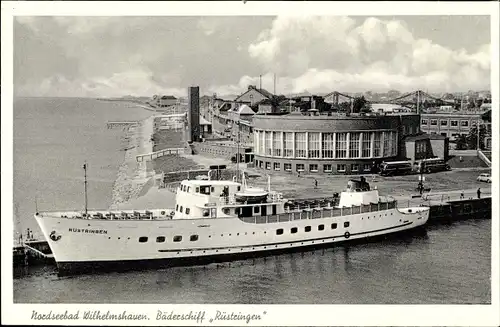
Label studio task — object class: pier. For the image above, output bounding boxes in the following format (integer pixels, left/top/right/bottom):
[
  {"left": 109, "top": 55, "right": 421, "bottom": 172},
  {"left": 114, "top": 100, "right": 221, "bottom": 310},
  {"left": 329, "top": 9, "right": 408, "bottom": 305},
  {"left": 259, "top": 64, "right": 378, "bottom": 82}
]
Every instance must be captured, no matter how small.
[
  {"left": 136, "top": 147, "right": 186, "bottom": 162},
  {"left": 13, "top": 238, "right": 55, "bottom": 267},
  {"left": 106, "top": 121, "right": 138, "bottom": 129}
]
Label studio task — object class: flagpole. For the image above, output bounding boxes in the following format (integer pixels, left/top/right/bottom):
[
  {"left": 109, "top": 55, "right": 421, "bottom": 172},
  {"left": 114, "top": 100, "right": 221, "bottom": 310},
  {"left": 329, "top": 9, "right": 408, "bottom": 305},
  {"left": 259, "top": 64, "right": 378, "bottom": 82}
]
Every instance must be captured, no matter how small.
[{"left": 83, "top": 162, "right": 88, "bottom": 216}]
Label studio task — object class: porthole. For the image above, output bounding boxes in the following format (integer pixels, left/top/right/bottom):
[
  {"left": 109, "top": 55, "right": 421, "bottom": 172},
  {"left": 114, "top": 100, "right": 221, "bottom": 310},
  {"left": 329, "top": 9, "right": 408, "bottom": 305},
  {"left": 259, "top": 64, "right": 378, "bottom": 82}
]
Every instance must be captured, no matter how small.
[
  {"left": 156, "top": 236, "right": 166, "bottom": 243},
  {"left": 173, "top": 235, "right": 182, "bottom": 242},
  {"left": 291, "top": 227, "right": 298, "bottom": 234},
  {"left": 190, "top": 235, "right": 199, "bottom": 242},
  {"left": 344, "top": 221, "right": 350, "bottom": 228},
  {"left": 305, "top": 226, "right": 311, "bottom": 232},
  {"left": 318, "top": 224, "right": 325, "bottom": 231},
  {"left": 276, "top": 229, "right": 284, "bottom": 235},
  {"left": 331, "top": 223, "right": 338, "bottom": 229}
]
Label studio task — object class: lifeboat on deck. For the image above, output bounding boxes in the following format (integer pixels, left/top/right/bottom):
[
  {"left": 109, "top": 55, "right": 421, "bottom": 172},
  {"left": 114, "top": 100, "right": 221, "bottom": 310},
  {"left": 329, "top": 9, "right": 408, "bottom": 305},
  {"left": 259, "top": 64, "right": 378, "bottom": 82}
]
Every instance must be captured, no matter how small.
[{"left": 235, "top": 187, "right": 268, "bottom": 204}]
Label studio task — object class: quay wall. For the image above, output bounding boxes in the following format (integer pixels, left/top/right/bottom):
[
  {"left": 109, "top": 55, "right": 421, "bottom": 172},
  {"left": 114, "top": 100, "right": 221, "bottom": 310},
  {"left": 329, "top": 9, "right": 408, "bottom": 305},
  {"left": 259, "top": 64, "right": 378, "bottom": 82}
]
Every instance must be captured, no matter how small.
[{"left": 192, "top": 142, "right": 248, "bottom": 160}]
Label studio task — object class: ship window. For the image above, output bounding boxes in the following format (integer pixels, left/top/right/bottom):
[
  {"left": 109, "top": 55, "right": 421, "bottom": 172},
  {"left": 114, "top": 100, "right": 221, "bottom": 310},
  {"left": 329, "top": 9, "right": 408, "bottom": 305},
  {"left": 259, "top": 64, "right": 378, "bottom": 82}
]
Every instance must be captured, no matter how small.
[
  {"left": 202, "top": 210, "right": 209, "bottom": 217},
  {"left": 200, "top": 186, "right": 211, "bottom": 195},
  {"left": 196, "top": 187, "right": 200, "bottom": 193},
  {"left": 331, "top": 223, "right": 337, "bottom": 229},
  {"left": 276, "top": 228, "right": 284, "bottom": 235},
  {"left": 318, "top": 224, "right": 325, "bottom": 231},
  {"left": 211, "top": 187, "right": 215, "bottom": 192},
  {"left": 305, "top": 226, "right": 311, "bottom": 232},
  {"left": 254, "top": 206, "right": 260, "bottom": 213},
  {"left": 185, "top": 208, "right": 190, "bottom": 215},
  {"left": 187, "top": 186, "right": 191, "bottom": 192},
  {"left": 138, "top": 236, "right": 148, "bottom": 243},
  {"left": 237, "top": 186, "right": 241, "bottom": 191},
  {"left": 190, "top": 235, "right": 199, "bottom": 242},
  {"left": 291, "top": 227, "right": 298, "bottom": 234},
  {"left": 180, "top": 206, "right": 183, "bottom": 213},
  {"left": 176, "top": 204, "right": 179, "bottom": 211},
  {"left": 344, "top": 221, "right": 350, "bottom": 228},
  {"left": 173, "top": 235, "right": 182, "bottom": 242},
  {"left": 235, "top": 208, "right": 240, "bottom": 215},
  {"left": 156, "top": 236, "right": 165, "bottom": 243}
]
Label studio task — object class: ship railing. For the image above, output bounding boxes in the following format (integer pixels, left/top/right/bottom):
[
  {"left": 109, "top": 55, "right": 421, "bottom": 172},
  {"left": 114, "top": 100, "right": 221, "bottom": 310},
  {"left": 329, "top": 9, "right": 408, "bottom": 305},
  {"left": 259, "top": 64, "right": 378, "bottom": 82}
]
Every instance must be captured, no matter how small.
[
  {"left": 238, "top": 200, "right": 398, "bottom": 224},
  {"left": 50, "top": 209, "right": 174, "bottom": 220},
  {"left": 219, "top": 195, "right": 237, "bottom": 205},
  {"left": 268, "top": 191, "right": 284, "bottom": 203}
]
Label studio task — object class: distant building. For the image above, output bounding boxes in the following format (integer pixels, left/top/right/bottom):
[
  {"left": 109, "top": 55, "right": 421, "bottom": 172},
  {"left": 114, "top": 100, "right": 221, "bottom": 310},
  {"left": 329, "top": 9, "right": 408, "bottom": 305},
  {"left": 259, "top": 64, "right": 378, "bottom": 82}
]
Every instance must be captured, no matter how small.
[
  {"left": 234, "top": 85, "right": 274, "bottom": 107},
  {"left": 420, "top": 111, "right": 486, "bottom": 139},
  {"left": 149, "top": 95, "right": 178, "bottom": 108}
]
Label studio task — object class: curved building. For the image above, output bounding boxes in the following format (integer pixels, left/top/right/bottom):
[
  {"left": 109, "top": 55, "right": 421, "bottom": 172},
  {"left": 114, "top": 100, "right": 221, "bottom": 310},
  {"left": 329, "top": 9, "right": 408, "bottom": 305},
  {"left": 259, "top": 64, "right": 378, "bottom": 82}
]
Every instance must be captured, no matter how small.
[{"left": 253, "top": 112, "right": 420, "bottom": 175}]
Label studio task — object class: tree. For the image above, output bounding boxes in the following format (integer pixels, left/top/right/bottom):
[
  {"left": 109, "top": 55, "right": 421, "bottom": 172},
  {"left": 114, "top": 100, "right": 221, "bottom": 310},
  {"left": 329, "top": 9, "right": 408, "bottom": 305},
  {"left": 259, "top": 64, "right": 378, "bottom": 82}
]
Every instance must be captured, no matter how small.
[
  {"left": 352, "top": 96, "right": 368, "bottom": 113},
  {"left": 455, "top": 135, "right": 467, "bottom": 150},
  {"left": 466, "top": 124, "right": 487, "bottom": 150},
  {"left": 481, "top": 110, "right": 491, "bottom": 123}
]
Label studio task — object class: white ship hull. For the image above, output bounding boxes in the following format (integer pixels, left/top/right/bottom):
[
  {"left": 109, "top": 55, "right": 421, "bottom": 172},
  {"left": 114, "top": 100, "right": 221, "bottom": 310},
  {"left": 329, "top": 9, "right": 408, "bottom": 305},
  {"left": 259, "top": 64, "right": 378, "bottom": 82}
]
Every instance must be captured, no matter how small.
[{"left": 35, "top": 206, "right": 429, "bottom": 276}]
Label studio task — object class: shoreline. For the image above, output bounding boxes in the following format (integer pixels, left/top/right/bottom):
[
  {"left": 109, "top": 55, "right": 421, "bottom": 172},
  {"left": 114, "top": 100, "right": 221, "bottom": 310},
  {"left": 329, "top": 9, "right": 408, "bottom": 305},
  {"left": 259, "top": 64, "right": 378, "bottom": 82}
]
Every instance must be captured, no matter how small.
[{"left": 109, "top": 115, "right": 156, "bottom": 209}]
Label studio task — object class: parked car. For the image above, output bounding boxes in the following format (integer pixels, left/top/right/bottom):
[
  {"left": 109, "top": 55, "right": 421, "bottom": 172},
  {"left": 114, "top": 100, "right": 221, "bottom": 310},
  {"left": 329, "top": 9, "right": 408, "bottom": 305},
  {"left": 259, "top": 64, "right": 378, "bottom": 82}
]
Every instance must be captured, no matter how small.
[{"left": 477, "top": 173, "right": 492, "bottom": 183}]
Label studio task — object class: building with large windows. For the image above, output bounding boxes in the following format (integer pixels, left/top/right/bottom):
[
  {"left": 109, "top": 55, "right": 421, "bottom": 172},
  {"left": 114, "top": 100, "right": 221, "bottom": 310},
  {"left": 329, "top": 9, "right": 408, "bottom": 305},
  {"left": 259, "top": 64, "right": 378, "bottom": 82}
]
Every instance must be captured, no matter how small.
[
  {"left": 253, "top": 112, "right": 422, "bottom": 174},
  {"left": 420, "top": 111, "right": 486, "bottom": 139}
]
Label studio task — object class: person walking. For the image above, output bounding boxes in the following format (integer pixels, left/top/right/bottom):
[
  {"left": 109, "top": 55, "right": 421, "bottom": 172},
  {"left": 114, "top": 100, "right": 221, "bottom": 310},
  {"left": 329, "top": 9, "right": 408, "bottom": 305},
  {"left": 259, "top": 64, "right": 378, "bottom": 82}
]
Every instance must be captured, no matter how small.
[
  {"left": 314, "top": 179, "right": 318, "bottom": 189},
  {"left": 460, "top": 190, "right": 464, "bottom": 199},
  {"left": 477, "top": 188, "right": 481, "bottom": 199}
]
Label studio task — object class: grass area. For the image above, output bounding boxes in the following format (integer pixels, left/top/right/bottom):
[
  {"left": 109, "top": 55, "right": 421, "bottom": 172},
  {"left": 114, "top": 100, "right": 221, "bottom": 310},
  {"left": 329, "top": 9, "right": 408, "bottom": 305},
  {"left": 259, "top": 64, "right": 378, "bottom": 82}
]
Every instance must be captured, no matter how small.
[
  {"left": 152, "top": 155, "right": 203, "bottom": 174},
  {"left": 447, "top": 155, "right": 488, "bottom": 168},
  {"left": 152, "top": 129, "right": 185, "bottom": 152}
]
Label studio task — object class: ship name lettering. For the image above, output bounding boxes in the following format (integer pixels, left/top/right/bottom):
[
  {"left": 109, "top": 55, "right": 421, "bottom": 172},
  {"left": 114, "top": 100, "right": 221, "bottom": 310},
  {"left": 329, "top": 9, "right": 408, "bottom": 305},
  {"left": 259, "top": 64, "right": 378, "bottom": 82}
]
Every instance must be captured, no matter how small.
[{"left": 68, "top": 228, "right": 108, "bottom": 234}]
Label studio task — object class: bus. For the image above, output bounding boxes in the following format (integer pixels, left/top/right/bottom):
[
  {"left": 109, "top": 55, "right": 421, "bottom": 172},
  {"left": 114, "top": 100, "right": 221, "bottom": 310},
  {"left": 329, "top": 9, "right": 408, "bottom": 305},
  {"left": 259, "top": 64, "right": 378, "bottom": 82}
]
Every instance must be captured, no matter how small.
[
  {"left": 379, "top": 161, "right": 413, "bottom": 176},
  {"left": 415, "top": 158, "right": 451, "bottom": 174}
]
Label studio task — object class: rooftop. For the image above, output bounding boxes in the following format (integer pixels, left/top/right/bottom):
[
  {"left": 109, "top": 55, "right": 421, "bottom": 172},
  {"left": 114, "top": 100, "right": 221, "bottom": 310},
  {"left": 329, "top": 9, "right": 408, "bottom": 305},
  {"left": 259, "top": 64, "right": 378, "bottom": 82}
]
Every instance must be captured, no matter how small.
[{"left": 183, "top": 180, "right": 241, "bottom": 186}]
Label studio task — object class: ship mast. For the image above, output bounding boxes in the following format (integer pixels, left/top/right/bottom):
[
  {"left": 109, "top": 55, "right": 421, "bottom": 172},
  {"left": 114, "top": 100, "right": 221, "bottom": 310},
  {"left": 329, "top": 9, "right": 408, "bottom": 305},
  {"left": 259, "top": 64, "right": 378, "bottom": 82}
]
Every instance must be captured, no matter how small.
[{"left": 83, "top": 162, "right": 88, "bottom": 216}]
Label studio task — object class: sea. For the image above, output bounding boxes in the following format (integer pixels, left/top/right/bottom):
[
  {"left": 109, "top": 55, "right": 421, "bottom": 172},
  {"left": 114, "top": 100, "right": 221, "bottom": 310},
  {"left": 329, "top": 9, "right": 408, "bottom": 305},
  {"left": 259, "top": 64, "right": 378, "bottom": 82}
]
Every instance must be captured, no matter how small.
[{"left": 12, "top": 97, "right": 491, "bottom": 304}]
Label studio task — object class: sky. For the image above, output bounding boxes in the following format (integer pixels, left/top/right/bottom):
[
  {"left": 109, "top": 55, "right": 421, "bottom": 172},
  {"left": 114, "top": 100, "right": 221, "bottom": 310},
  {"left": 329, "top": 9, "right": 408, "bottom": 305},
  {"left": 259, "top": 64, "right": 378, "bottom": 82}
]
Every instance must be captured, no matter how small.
[{"left": 14, "top": 15, "right": 491, "bottom": 98}]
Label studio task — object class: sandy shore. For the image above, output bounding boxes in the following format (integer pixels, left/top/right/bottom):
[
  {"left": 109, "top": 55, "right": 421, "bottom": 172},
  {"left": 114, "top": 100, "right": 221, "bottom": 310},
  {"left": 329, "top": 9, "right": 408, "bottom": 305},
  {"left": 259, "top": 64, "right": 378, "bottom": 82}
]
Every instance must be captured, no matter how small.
[{"left": 109, "top": 116, "right": 156, "bottom": 209}]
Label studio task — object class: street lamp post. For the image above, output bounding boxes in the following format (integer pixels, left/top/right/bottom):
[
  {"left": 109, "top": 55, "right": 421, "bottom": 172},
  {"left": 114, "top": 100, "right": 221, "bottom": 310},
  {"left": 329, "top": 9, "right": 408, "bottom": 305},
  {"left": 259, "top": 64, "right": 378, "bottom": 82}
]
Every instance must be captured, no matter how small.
[
  {"left": 476, "top": 122, "right": 481, "bottom": 153},
  {"left": 236, "top": 121, "right": 240, "bottom": 181}
]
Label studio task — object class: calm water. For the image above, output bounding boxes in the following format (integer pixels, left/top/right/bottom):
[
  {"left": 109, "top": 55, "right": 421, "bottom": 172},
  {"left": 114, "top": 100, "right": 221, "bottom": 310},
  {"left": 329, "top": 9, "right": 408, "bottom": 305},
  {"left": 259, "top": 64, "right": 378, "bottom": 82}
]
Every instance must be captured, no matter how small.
[{"left": 12, "top": 98, "right": 491, "bottom": 304}]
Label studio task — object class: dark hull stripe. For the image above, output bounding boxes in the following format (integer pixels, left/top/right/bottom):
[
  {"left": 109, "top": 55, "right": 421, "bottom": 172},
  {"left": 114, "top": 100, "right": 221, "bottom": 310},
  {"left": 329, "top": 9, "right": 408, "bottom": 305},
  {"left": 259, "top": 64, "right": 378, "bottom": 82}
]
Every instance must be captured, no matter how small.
[
  {"left": 158, "top": 221, "right": 414, "bottom": 253},
  {"left": 56, "top": 223, "right": 421, "bottom": 277}
]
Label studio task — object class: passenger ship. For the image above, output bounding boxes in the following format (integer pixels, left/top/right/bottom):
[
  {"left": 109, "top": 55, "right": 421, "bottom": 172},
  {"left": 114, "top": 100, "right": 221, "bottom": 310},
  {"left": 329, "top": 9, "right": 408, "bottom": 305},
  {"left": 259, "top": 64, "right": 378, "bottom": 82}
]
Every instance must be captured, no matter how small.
[{"left": 35, "top": 174, "right": 430, "bottom": 276}]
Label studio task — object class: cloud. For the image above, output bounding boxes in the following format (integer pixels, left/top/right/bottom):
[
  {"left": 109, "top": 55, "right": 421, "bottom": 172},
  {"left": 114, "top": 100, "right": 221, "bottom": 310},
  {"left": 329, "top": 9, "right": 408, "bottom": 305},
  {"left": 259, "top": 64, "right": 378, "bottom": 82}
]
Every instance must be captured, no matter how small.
[
  {"left": 248, "top": 16, "right": 490, "bottom": 93},
  {"left": 13, "top": 16, "right": 490, "bottom": 97},
  {"left": 15, "top": 69, "right": 186, "bottom": 98}
]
